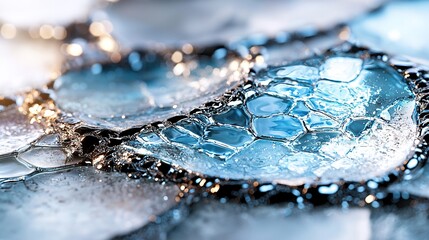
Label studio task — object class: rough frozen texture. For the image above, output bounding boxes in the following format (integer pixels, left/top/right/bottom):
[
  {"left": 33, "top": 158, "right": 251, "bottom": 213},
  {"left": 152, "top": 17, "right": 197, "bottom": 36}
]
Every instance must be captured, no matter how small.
[
  {"left": 350, "top": 0, "right": 429, "bottom": 63},
  {"left": 104, "top": 0, "right": 383, "bottom": 48},
  {"left": 0, "top": 107, "right": 44, "bottom": 155},
  {"left": 53, "top": 52, "right": 241, "bottom": 130},
  {"left": 0, "top": 167, "right": 180, "bottom": 240},
  {"left": 168, "top": 200, "right": 371, "bottom": 240},
  {"left": 123, "top": 55, "right": 417, "bottom": 184}
]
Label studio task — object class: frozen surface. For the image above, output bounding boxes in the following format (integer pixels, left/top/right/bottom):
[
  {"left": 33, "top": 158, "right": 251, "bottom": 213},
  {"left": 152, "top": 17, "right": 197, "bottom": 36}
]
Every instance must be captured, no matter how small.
[
  {"left": 0, "top": 155, "right": 34, "bottom": 179},
  {"left": 371, "top": 207, "right": 429, "bottom": 240},
  {"left": 104, "top": 0, "right": 383, "bottom": 48},
  {"left": 169, "top": 200, "right": 371, "bottom": 240},
  {"left": 350, "top": 0, "right": 429, "bottom": 62},
  {"left": 0, "top": 106, "right": 44, "bottom": 155},
  {"left": 53, "top": 52, "right": 241, "bottom": 130},
  {"left": 18, "top": 146, "right": 80, "bottom": 169},
  {"left": 123, "top": 55, "right": 417, "bottom": 184},
  {"left": 169, "top": 200, "right": 429, "bottom": 240},
  {"left": 236, "top": 29, "right": 346, "bottom": 66},
  {"left": 0, "top": 167, "right": 180, "bottom": 240},
  {"left": 389, "top": 164, "right": 429, "bottom": 199}
]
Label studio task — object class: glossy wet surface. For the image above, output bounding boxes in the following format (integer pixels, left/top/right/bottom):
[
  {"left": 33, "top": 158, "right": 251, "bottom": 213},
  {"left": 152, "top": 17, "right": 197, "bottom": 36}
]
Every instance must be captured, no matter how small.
[
  {"left": 123, "top": 54, "right": 417, "bottom": 183},
  {"left": 53, "top": 51, "right": 243, "bottom": 130},
  {"left": 1, "top": 0, "right": 429, "bottom": 239}
]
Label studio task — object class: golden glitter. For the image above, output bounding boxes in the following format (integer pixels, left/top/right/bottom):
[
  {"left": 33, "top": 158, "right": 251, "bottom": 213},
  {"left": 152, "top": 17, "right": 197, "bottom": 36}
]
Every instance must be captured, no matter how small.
[
  {"left": 365, "top": 195, "right": 376, "bottom": 204},
  {"left": 66, "top": 43, "right": 83, "bottom": 57},
  {"left": 182, "top": 43, "right": 194, "bottom": 54},
  {"left": 53, "top": 26, "right": 67, "bottom": 40},
  {"left": 98, "top": 36, "right": 118, "bottom": 52},
  {"left": 210, "top": 184, "right": 220, "bottom": 193},
  {"left": 1, "top": 23, "right": 17, "bottom": 39},
  {"left": 171, "top": 51, "right": 183, "bottom": 63},
  {"left": 89, "top": 22, "right": 106, "bottom": 37},
  {"left": 39, "top": 25, "right": 54, "bottom": 39}
]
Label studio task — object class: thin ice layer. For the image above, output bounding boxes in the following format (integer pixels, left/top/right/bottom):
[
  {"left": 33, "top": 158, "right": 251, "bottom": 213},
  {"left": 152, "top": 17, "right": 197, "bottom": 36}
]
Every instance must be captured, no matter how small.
[
  {"left": 0, "top": 167, "right": 180, "bottom": 240},
  {"left": 53, "top": 52, "right": 241, "bottom": 130},
  {"left": 168, "top": 200, "right": 429, "bottom": 240},
  {"left": 104, "top": 0, "right": 383, "bottom": 47},
  {"left": 0, "top": 155, "right": 34, "bottom": 179},
  {"left": 350, "top": 0, "right": 429, "bottom": 63},
  {"left": 389, "top": 164, "right": 429, "bottom": 199},
  {"left": 168, "top": 200, "right": 371, "bottom": 240},
  {"left": 18, "top": 147, "right": 81, "bottom": 169},
  {"left": 122, "top": 55, "right": 417, "bottom": 184}
]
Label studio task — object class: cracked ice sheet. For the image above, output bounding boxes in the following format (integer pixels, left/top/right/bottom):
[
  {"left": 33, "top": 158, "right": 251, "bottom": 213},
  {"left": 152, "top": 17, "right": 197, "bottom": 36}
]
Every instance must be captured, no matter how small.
[
  {"left": 0, "top": 167, "right": 180, "bottom": 240},
  {"left": 18, "top": 146, "right": 81, "bottom": 169},
  {"left": 103, "top": 0, "right": 384, "bottom": 48},
  {"left": 123, "top": 56, "right": 417, "bottom": 184}
]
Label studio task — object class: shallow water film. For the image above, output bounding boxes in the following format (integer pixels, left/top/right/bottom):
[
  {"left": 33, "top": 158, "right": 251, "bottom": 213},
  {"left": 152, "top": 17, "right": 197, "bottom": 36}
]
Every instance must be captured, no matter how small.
[{"left": 1, "top": 0, "right": 429, "bottom": 239}]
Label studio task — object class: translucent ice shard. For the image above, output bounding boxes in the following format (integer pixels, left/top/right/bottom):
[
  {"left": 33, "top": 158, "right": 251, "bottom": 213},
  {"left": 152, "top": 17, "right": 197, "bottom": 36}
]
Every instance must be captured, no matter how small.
[
  {"left": 252, "top": 115, "right": 304, "bottom": 140},
  {"left": 0, "top": 155, "right": 34, "bottom": 179},
  {"left": 53, "top": 50, "right": 243, "bottom": 130},
  {"left": 18, "top": 147, "right": 80, "bottom": 169},
  {"left": 0, "top": 167, "right": 180, "bottom": 240},
  {"left": 350, "top": 0, "right": 429, "bottom": 63},
  {"left": 268, "top": 65, "right": 319, "bottom": 83},
  {"left": 120, "top": 53, "right": 417, "bottom": 184},
  {"left": 246, "top": 94, "right": 293, "bottom": 117},
  {"left": 0, "top": 105, "right": 44, "bottom": 155}
]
